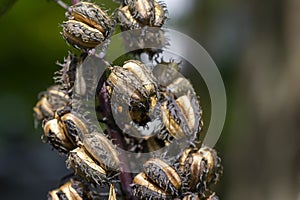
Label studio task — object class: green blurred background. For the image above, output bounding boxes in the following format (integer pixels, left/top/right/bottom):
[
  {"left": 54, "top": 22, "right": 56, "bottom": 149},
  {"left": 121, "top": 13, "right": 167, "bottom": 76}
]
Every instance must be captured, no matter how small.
[{"left": 0, "top": 0, "right": 299, "bottom": 199}]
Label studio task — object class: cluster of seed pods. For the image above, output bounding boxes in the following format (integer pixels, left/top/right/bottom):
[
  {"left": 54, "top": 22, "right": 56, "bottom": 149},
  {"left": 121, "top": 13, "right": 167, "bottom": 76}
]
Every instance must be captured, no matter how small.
[{"left": 33, "top": 0, "right": 223, "bottom": 199}]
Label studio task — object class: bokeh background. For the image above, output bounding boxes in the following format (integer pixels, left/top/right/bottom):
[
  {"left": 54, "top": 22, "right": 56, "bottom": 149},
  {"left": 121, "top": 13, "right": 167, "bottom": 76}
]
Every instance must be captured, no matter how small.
[{"left": 1, "top": 0, "right": 299, "bottom": 199}]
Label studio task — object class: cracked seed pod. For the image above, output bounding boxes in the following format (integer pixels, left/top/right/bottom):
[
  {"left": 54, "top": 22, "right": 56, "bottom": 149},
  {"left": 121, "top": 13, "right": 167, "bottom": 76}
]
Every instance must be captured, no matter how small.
[
  {"left": 117, "top": 0, "right": 168, "bottom": 58},
  {"left": 143, "top": 158, "right": 181, "bottom": 195},
  {"left": 158, "top": 80, "right": 202, "bottom": 144},
  {"left": 55, "top": 106, "right": 90, "bottom": 145},
  {"left": 152, "top": 61, "right": 203, "bottom": 144},
  {"left": 131, "top": 172, "right": 173, "bottom": 200},
  {"left": 66, "top": 131, "right": 119, "bottom": 184},
  {"left": 179, "top": 146, "right": 223, "bottom": 193},
  {"left": 66, "top": 147, "right": 111, "bottom": 185},
  {"left": 67, "top": 2, "right": 113, "bottom": 37},
  {"left": 33, "top": 85, "right": 70, "bottom": 124},
  {"left": 101, "top": 60, "right": 161, "bottom": 138},
  {"left": 62, "top": 2, "right": 114, "bottom": 50},
  {"left": 62, "top": 19, "right": 105, "bottom": 49},
  {"left": 117, "top": 0, "right": 167, "bottom": 30},
  {"left": 83, "top": 132, "right": 120, "bottom": 171},
  {"left": 47, "top": 178, "right": 93, "bottom": 200},
  {"left": 42, "top": 118, "right": 75, "bottom": 153}
]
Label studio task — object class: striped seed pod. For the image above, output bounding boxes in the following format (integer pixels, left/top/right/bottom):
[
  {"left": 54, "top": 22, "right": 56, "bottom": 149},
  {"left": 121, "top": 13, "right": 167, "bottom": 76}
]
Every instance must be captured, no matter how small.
[
  {"left": 179, "top": 146, "right": 223, "bottom": 193},
  {"left": 143, "top": 158, "right": 182, "bottom": 195},
  {"left": 47, "top": 178, "right": 93, "bottom": 200},
  {"left": 62, "top": 2, "right": 114, "bottom": 50},
  {"left": 131, "top": 172, "right": 173, "bottom": 200}
]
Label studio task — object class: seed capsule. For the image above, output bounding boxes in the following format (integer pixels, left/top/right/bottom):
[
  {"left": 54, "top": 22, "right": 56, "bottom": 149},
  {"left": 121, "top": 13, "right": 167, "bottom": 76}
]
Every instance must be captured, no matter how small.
[
  {"left": 43, "top": 118, "right": 75, "bottom": 153},
  {"left": 62, "top": 2, "right": 113, "bottom": 50},
  {"left": 160, "top": 92, "right": 201, "bottom": 143},
  {"left": 117, "top": 5, "right": 141, "bottom": 30},
  {"left": 67, "top": 2, "right": 113, "bottom": 37},
  {"left": 117, "top": 0, "right": 167, "bottom": 58},
  {"left": 104, "top": 60, "right": 160, "bottom": 130},
  {"left": 180, "top": 147, "right": 223, "bottom": 193},
  {"left": 143, "top": 158, "right": 181, "bottom": 195},
  {"left": 83, "top": 132, "right": 120, "bottom": 171},
  {"left": 62, "top": 20, "right": 105, "bottom": 49},
  {"left": 132, "top": 172, "right": 172, "bottom": 200},
  {"left": 33, "top": 85, "right": 70, "bottom": 123},
  {"left": 117, "top": 0, "right": 167, "bottom": 29},
  {"left": 123, "top": 60, "right": 157, "bottom": 96},
  {"left": 34, "top": 96, "right": 54, "bottom": 122},
  {"left": 128, "top": 0, "right": 154, "bottom": 24},
  {"left": 58, "top": 110, "right": 89, "bottom": 145},
  {"left": 47, "top": 178, "right": 93, "bottom": 200},
  {"left": 66, "top": 147, "right": 109, "bottom": 184}
]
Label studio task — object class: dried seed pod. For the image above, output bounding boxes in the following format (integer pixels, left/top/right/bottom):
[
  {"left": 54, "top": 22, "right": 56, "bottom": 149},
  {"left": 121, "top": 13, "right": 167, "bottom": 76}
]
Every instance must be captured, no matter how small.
[
  {"left": 159, "top": 91, "right": 201, "bottom": 143},
  {"left": 128, "top": 0, "right": 154, "bottom": 24},
  {"left": 117, "top": 0, "right": 167, "bottom": 29},
  {"left": 166, "top": 77, "right": 196, "bottom": 98},
  {"left": 153, "top": 61, "right": 203, "bottom": 144},
  {"left": 34, "top": 96, "right": 54, "bottom": 122},
  {"left": 47, "top": 178, "right": 93, "bottom": 200},
  {"left": 180, "top": 147, "right": 223, "bottom": 193},
  {"left": 67, "top": 2, "right": 113, "bottom": 37},
  {"left": 103, "top": 60, "right": 160, "bottom": 132},
  {"left": 57, "top": 109, "right": 89, "bottom": 145},
  {"left": 83, "top": 132, "right": 120, "bottom": 171},
  {"left": 143, "top": 158, "right": 181, "bottom": 195},
  {"left": 123, "top": 60, "right": 157, "bottom": 96},
  {"left": 131, "top": 172, "right": 173, "bottom": 200},
  {"left": 197, "top": 147, "right": 223, "bottom": 188},
  {"left": 66, "top": 147, "right": 109, "bottom": 184},
  {"left": 153, "top": 61, "right": 180, "bottom": 88},
  {"left": 117, "top": 5, "right": 141, "bottom": 30},
  {"left": 33, "top": 85, "right": 70, "bottom": 123},
  {"left": 43, "top": 118, "right": 75, "bottom": 153},
  {"left": 62, "top": 20, "right": 105, "bottom": 49},
  {"left": 152, "top": 1, "right": 167, "bottom": 27},
  {"left": 61, "top": 2, "right": 114, "bottom": 50}
]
